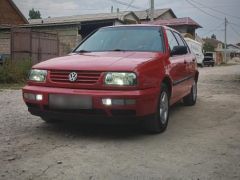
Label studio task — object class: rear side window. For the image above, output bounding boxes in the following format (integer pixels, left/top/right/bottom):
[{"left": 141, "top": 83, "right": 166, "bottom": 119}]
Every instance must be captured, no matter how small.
[{"left": 166, "top": 30, "right": 179, "bottom": 51}]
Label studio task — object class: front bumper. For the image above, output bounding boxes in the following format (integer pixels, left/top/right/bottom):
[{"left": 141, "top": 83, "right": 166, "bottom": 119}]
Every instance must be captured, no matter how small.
[{"left": 22, "top": 85, "right": 159, "bottom": 120}]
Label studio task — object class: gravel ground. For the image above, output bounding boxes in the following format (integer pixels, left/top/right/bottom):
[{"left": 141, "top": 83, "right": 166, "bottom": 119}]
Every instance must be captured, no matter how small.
[{"left": 0, "top": 65, "right": 240, "bottom": 180}]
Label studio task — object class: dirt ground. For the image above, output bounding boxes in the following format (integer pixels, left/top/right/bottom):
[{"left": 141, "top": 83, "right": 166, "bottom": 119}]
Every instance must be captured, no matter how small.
[{"left": 0, "top": 65, "right": 240, "bottom": 180}]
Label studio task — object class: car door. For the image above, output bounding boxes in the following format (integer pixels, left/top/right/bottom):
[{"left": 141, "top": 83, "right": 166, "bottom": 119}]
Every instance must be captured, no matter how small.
[
  {"left": 166, "top": 30, "right": 187, "bottom": 103},
  {"left": 173, "top": 32, "right": 194, "bottom": 94}
]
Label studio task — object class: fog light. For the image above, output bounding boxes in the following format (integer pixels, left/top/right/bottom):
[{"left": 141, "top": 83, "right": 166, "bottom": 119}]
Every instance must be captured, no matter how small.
[
  {"left": 23, "top": 93, "right": 35, "bottom": 100},
  {"left": 36, "top": 94, "right": 43, "bottom": 101},
  {"left": 102, "top": 98, "right": 112, "bottom": 106}
]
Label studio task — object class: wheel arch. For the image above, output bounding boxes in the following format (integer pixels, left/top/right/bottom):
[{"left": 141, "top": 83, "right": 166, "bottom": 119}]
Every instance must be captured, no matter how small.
[
  {"left": 161, "top": 76, "right": 173, "bottom": 99},
  {"left": 195, "top": 71, "right": 199, "bottom": 82}
]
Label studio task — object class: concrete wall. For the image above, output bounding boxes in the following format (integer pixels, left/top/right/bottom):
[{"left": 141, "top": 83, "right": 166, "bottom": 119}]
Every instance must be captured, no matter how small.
[{"left": 0, "top": 30, "right": 11, "bottom": 55}]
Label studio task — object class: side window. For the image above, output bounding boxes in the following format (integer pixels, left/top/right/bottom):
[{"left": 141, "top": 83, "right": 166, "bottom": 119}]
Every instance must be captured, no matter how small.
[
  {"left": 173, "top": 32, "right": 185, "bottom": 46},
  {"left": 181, "top": 38, "right": 191, "bottom": 53},
  {"left": 166, "top": 30, "right": 179, "bottom": 51},
  {"left": 173, "top": 32, "right": 190, "bottom": 53}
]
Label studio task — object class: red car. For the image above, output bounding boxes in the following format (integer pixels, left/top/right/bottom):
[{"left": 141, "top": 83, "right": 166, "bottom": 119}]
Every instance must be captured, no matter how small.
[{"left": 22, "top": 25, "right": 199, "bottom": 133}]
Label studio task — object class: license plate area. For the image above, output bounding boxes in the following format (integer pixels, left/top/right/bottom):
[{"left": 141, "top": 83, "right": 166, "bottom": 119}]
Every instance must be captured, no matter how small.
[{"left": 49, "top": 94, "right": 92, "bottom": 110}]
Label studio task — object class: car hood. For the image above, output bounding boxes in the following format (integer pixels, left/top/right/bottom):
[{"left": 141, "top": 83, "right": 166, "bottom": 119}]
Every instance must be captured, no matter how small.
[{"left": 33, "top": 52, "right": 160, "bottom": 71}]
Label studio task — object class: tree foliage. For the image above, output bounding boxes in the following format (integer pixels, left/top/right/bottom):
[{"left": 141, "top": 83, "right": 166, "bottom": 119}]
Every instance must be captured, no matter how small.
[
  {"left": 211, "top": 34, "right": 216, "bottom": 39},
  {"left": 29, "top": 8, "right": 41, "bottom": 19}
]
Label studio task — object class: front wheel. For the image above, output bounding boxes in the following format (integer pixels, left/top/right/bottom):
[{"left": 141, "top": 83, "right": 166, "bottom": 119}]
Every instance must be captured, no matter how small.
[
  {"left": 143, "top": 84, "right": 169, "bottom": 134},
  {"left": 183, "top": 81, "right": 197, "bottom": 106}
]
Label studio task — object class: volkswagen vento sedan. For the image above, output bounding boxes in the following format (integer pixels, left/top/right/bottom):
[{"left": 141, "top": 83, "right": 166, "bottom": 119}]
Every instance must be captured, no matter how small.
[{"left": 22, "top": 25, "right": 199, "bottom": 133}]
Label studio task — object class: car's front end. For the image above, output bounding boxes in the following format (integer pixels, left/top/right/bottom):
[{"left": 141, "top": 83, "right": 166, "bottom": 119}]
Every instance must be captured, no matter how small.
[
  {"left": 22, "top": 25, "right": 166, "bottom": 123},
  {"left": 23, "top": 66, "right": 160, "bottom": 122}
]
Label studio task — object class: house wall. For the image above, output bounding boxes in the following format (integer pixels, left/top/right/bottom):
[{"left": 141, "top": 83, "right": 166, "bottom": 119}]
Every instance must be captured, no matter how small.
[
  {"left": 171, "top": 25, "right": 196, "bottom": 38},
  {"left": 157, "top": 12, "right": 175, "bottom": 20},
  {"left": 0, "top": 0, "right": 26, "bottom": 25},
  {"left": 30, "top": 25, "right": 81, "bottom": 56},
  {"left": 0, "top": 30, "right": 11, "bottom": 55}
]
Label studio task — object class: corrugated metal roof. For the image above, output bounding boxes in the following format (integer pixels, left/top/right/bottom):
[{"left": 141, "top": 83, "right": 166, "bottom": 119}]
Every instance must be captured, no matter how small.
[
  {"left": 133, "top": 8, "right": 176, "bottom": 20},
  {"left": 144, "top": 17, "right": 202, "bottom": 28},
  {"left": 29, "top": 11, "right": 135, "bottom": 25},
  {"left": 28, "top": 9, "right": 175, "bottom": 25}
]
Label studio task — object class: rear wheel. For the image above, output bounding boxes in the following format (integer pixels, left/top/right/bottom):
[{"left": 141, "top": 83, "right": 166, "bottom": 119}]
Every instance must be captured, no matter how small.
[
  {"left": 143, "top": 84, "right": 169, "bottom": 133},
  {"left": 183, "top": 81, "right": 197, "bottom": 106}
]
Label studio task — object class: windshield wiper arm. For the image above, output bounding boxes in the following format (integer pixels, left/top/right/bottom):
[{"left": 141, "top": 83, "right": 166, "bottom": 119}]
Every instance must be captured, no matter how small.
[
  {"left": 110, "top": 49, "right": 126, "bottom": 52},
  {"left": 75, "top": 50, "right": 91, "bottom": 53}
]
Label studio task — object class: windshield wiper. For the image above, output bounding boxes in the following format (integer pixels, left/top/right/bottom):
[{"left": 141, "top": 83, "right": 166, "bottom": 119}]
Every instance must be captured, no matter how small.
[
  {"left": 110, "top": 49, "right": 126, "bottom": 52},
  {"left": 75, "top": 50, "right": 91, "bottom": 53}
]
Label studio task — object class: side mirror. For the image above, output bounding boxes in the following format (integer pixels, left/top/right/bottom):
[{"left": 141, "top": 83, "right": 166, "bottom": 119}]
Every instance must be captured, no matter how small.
[{"left": 171, "top": 46, "right": 188, "bottom": 56}]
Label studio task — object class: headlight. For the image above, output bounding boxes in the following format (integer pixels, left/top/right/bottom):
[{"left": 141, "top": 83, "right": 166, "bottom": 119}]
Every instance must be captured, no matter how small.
[
  {"left": 104, "top": 72, "right": 137, "bottom": 86},
  {"left": 28, "top": 69, "right": 47, "bottom": 82}
]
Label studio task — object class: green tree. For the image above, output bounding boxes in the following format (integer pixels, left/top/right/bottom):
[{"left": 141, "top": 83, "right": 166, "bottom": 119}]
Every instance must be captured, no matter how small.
[
  {"left": 29, "top": 8, "right": 41, "bottom": 19},
  {"left": 211, "top": 34, "right": 216, "bottom": 39},
  {"left": 203, "top": 42, "right": 215, "bottom": 52}
]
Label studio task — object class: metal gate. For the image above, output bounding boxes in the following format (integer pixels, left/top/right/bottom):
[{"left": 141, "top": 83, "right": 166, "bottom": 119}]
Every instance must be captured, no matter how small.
[{"left": 11, "top": 28, "right": 59, "bottom": 64}]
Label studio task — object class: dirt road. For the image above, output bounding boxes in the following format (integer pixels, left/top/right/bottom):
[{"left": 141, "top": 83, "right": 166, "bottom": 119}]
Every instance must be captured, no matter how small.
[{"left": 0, "top": 65, "right": 240, "bottom": 180}]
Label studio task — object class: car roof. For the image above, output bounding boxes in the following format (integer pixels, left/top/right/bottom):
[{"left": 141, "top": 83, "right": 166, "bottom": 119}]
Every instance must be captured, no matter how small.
[{"left": 101, "top": 24, "right": 180, "bottom": 34}]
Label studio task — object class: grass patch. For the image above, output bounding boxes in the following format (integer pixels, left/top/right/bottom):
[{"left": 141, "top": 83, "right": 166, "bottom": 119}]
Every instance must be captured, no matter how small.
[
  {"left": 0, "top": 83, "right": 24, "bottom": 90},
  {"left": 0, "top": 58, "right": 32, "bottom": 84}
]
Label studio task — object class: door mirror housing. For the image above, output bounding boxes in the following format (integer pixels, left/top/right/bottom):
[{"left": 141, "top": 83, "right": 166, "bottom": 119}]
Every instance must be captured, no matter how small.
[{"left": 171, "top": 46, "right": 188, "bottom": 56}]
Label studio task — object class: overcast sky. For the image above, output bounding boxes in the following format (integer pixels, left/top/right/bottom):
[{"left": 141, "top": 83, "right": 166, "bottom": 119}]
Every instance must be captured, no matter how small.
[{"left": 13, "top": 0, "right": 240, "bottom": 44}]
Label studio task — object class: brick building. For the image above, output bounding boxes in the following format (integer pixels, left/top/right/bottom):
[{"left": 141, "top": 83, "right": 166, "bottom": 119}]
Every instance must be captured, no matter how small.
[
  {"left": 0, "top": 0, "right": 28, "bottom": 25},
  {"left": 0, "top": 0, "right": 28, "bottom": 55}
]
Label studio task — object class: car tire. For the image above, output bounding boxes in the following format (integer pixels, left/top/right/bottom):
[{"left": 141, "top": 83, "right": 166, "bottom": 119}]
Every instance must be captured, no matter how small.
[
  {"left": 183, "top": 81, "right": 197, "bottom": 106},
  {"left": 143, "top": 84, "right": 169, "bottom": 134}
]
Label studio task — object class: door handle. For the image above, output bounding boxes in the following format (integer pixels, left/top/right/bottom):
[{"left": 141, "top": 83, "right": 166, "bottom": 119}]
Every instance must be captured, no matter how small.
[{"left": 192, "top": 59, "right": 196, "bottom": 62}]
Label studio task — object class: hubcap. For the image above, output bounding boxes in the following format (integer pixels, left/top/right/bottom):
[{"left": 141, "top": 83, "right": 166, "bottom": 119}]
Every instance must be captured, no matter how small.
[
  {"left": 192, "top": 82, "right": 197, "bottom": 101},
  {"left": 159, "top": 92, "right": 169, "bottom": 124}
]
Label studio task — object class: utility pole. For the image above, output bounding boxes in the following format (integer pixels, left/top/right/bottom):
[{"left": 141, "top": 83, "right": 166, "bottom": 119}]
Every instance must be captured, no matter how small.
[
  {"left": 111, "top": 6, "right": 113, "bottom": 13},
  {"left": 224, "top": 17, "right": 228, "bottom": 63},
  {"left": 150, "top": 0, "right": 154, "bottom": 22}
]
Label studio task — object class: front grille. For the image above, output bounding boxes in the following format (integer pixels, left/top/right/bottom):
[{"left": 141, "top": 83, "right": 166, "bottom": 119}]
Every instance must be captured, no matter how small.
[{"left": 49, "top": 70, "right": 102, "bottom": 84}]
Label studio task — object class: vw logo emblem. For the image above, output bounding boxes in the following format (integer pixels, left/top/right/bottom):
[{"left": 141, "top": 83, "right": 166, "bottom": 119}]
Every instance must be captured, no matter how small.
[{"left": 69, "top": 72, "right": 78, "bottom": 82}]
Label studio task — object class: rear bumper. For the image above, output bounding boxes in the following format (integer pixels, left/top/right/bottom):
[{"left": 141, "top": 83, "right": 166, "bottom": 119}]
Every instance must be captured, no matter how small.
[{"left": 22, "top": 85, "right": 159, "bottom": 119}]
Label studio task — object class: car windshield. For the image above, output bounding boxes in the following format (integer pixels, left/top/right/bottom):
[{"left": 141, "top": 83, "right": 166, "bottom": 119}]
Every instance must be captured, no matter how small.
[
  {"left": 205, "top": 53, "right": 213, "bottom": 57},
  {"left": 75, "top": 26, "right": 164, "bottom": 52}
]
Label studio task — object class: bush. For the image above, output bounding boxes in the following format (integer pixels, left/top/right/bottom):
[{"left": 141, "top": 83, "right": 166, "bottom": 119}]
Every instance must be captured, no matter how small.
[{"left": 0, "top": 58, "right": 32, "bottom": 84}]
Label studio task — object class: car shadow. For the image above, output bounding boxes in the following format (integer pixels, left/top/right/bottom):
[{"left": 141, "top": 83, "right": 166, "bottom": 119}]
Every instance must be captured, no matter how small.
[{"left": 33, "top": 102, "right": 186, "bottom": 140}]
